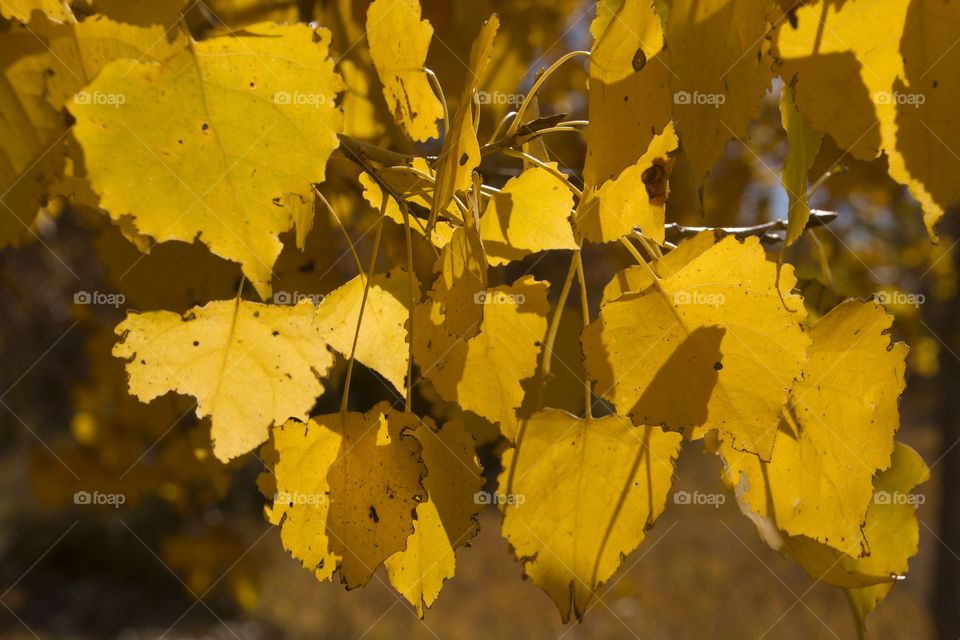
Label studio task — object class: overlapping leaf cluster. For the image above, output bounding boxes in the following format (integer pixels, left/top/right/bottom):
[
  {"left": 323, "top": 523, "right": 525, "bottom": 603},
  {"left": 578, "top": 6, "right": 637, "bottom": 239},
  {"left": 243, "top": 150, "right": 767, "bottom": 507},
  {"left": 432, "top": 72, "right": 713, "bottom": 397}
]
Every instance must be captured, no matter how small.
[{"left": 3, "top": 0, "right": 944, "bottom": 632}]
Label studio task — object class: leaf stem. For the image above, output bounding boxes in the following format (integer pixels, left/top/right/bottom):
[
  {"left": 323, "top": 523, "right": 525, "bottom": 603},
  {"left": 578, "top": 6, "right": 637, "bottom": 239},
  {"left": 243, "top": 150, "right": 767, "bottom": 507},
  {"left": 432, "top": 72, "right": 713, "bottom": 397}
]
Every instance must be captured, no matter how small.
[
  {"left": 425, "top": 68, "right": 449, "bottom": 135},
  {"left": 340, "top": 205, "right": 384, "bottom": 414},
  {"left": 506, "top": 50, "right": 590, "bottom": 138},
  {"left": 314, "top": 186, "right": 363, "bottom": 275},
  {"left": 574, "top": 250, "right": 592, "bottom": 421}
]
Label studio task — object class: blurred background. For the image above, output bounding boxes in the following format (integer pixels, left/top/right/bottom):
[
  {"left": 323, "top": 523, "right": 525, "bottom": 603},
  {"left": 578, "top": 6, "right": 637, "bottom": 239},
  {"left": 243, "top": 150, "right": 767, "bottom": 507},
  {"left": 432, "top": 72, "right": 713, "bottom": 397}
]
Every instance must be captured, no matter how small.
[{"left": 0, "top": 0, "right": 955, "bottom": 638}]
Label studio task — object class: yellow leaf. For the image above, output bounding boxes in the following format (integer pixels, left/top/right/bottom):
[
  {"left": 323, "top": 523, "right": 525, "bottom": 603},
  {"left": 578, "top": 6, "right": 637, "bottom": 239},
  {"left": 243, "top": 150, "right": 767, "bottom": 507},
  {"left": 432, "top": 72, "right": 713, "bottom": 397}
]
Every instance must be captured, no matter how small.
[
  {"left": 582, "top": 235, "right": 809, "bottom": 459},
  {"left": 366, "top": 0, "right": 444, "bottom": 142},
  {"left": 431, "top": 220, "right": 488, "bottom": 337},
  {"left": 340, "top": 59, "right": 385, "bottom": 140},
  {"left": 499, "top": 410, "right": 682, "bottom": 621},
  {"left": 780, "top": 442, "right": 927, "bottom": 591},
  {"left": 114, "top": 298, "right": 336, "bottom": 461},
  {"left": 35, "top": 13, "right": 186, "bottom": 110},
  {"left": 431, "top": 14, "right": 499, "bottom": 222},
  {"left": 779, "top": 84, "right": 823, "bottom": 247},
  {"left": 0, "top": 24, "right": 67, "bottom": 247},
  {"left": 267, "top": 402, "right": 427, "bottom": 588},
  {"left": 668, "top": 0, "right": 775, "bottom": 182},
  {"left": 776, "top": 0, "right": 903, "bottom": 163},
  {"left": 775, "top": 0, "right": 959, "bottom": 238},
  {"left": 887, "top": 0, "right": 960, "bottom": 239},
  {"left": 0, "top": 0, "right": 73, "bottom": 23},
  {"left": 70, "top": 22, "right": 344, "bottom": 300},
  {"left": 583, "top": 0, "right": 670, "bottom": 187},
  {"left": 575, "top": 121, "right": 677, "bottom": 244},
  {"left": 316, "top": 269, "right": 416, "bottom": 395},
  {"left": 1, "top": 13, "right": 180, "bottom": 247},
  {"left": 843, "top": 443, "right": 929, "bottom": 635},
  {"left": 718, "top": 299, "right": 908, "bottom": 554},
  {"left": 586, "top": 0, "right": 774, "bottom": 186},
  {"left": 413, "top": 276, "right": 549, "bottom": 436},
  {"left": 114, "top": 268, "right": 413, "bottom": 460},
  {"left": 479, "top": 164, "right": 577, "bottom": 265},
  {"left": 384, "top": 417, "right": 483, "bottom": 616}
]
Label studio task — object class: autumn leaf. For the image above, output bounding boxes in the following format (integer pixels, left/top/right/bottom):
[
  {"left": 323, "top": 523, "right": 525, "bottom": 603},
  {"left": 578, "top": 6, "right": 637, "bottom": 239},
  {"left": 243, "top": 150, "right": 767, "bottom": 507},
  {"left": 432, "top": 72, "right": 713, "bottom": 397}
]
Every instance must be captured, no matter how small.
[
  {"left": 70, "top": 22, "right": 344, "bottom": 299},
  {"left": 431, "top": 209, "right": 487, "bottom": 338},
  {"left": 774, "top": 0, "right": 960, "bottom": 239},
  {"left": 667, "top": 0, "right": 775, "bottom": 183},
  {"left": 479, "top": 164, "right": 577, "bottom": 265},
  {"left": 583, "top": 0, "right": 670, "bottom": 187},
  {"left": 114, "top": 298, "right": 336, "bottom": 461},
  {"left": 585, "top": 0, "right": 775, "bottom": 187},
  {"left": 266, "top": 402, "right": 426, "bottom": 588},
  {"left": 582, "top": 235, "right": 810, "bottom": 459},
  {"left": 499, "top": 410, "right": 682, "bottom": 621},
  {"left": 315, "top": 268, "right": 417, "bottom": 395},
  {"left": 430, "top": 14, "right": 499, "bottom": 224},
  {"left": 716, "top": 299, "right": 908, "bottom": 554},
  {"left": 113, "top": 269, "right": 413, "bottom": 461},
  {"left": 0, "top": 0, "right": 73, "bottom": 23},
  {"left": 413, "top": 276, "right": 549, "bottom": 437},
  {"left": 384, "top": 417, "right": 483, "bottom": 616},
  {"left": 780, "top": 83, "right": 823, "bottom": 247},
  {"left": 1, "top": 13, "right": 182, "bottom": 248},
  {"left": 366, "top": 0, "right": 444, "bottom": 142},
  {"left": 575, "top": 121, "right": 677, "bottom": 244}
]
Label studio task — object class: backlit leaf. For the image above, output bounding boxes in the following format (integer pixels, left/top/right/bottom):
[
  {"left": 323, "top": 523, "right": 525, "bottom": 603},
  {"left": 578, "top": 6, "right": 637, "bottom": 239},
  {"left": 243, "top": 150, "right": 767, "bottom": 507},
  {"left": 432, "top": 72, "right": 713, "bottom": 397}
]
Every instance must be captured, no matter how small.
[
  {"left": 71, "top": 22, "right": 344, "bottom": 299},
  {"left": 582, "top": 235, "right": 810, "bottom": 459},
  {"left": 479, "top": 164, "right": 577, "bottom": 265},
  {"left": 266, "top": 402, "right": 426, "bottom": 588},
  {"left": 779, "top": 83, "right": 823, "bottom": 247},
  {"left": 384, "top": 417, "right": 483, "bottom": 616},
  {"left": 366, "top": 0, "right": 444, "bottom": 142},
  {"left": 717, "top": 299, "right": 908, "bottom": 554},
  {"left": 499, "top": 410, "right": 682, "bottom": 621}
]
